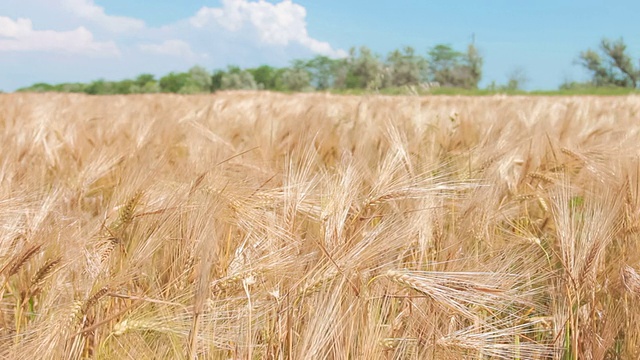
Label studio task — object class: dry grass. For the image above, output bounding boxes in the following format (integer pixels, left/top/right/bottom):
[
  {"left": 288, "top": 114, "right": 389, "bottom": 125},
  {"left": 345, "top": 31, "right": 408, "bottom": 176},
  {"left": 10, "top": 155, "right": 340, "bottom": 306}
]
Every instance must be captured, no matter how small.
[{"left": 1, "top": 91, "right": 640, "bottom": 359}]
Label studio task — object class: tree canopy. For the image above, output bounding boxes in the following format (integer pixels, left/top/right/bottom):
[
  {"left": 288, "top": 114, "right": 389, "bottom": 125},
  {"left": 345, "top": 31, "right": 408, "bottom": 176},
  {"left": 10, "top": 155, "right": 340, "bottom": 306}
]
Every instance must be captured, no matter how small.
[
  {"left": 576, "top": 38, "right": 639, "bottom": 88},
  {"left": 16, "top": 37, "right": 640, "bottom": 95},
  {"left": 18, "top": 42, "right": 487, "bottom": 95}
]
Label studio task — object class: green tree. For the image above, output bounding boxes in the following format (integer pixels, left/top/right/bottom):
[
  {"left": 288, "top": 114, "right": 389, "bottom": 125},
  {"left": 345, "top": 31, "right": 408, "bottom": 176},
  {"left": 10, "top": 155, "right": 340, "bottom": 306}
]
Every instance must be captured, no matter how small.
[
  {"left": 428, "top": 44, "right": 463, "bottom": 86},
  {"left": 248, "top": 65, "right": 282, "bottom": 90},
  {"left": 112, "top": 79, "right": 135, "bottom": 94},
  {"left": 304, "top": 55, "right": 340, "bottom": 90},
  {"left": 17, "top": 83, "right": 55, "bottom": 92},
  {"left": 385, "top": 46, "right": 428, "bottom": 87},
  {"left": 135, "top": 74, "right": 155, "bottom": 87},
  {"left": 427, "top": 43, "right": 483, "bottom": 89},
  {"left": 85, "top": 79, "right": 112, "bottom": 95},
  {"left": 129, "top": 74, "right": 159, "bottom": 93},
  {"left": 60, "top": 83, "right": 86, "bottom": 93},
  {"left": 159, "top": 72, "right": 190, "bottom": 93},
  {"left": 329, "top": 59, "right": 350, "bottom": 89},
  {"left": 220, "top": 69, "right": 258, "bottom": 90},
  {"left": 345, "top": 46, "right": 384, "bottom": 89},
  {"left": 176, "top": 66, "right": 212, "bottom": 94},
  {"left": 578, "top": 38, "right": 639, "bottom": 88},
  {"left": 281, "top": 65, "right": 312, "bottom": 92},
  {"left": 578, "top": 49, "right": 612, "bottom": 86},
  {"left": 141, "top": 82, "right": 160, "bottom": 93},
  {"left": 601, "top": 38, "right": 638, "bottom": 87},
  {"left": 211, "top": 70, "right": 225, "bottom": 92},
  {"left": 465, "top": 42, "right": 483, "bottom": 89}
]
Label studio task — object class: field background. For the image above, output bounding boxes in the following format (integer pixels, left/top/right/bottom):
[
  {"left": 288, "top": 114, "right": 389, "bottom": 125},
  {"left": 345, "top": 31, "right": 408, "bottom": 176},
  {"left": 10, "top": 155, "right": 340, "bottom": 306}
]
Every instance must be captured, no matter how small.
[{"left": 1, "top": 92, "right": 640, "bottom": 359}]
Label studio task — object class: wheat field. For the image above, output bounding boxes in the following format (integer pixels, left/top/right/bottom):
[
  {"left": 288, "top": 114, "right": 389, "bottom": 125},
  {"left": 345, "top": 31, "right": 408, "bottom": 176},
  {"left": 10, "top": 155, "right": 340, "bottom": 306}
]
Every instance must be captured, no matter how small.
[{"left": 1, "top": 92, "right": 640, "bottom": 359}]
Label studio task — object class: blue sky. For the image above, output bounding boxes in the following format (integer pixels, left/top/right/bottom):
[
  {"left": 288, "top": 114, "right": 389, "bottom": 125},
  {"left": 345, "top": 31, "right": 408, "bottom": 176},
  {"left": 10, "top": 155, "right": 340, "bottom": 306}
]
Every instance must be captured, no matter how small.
[{"left": 1, "top": 0, "right": 639, "bottom": 91}]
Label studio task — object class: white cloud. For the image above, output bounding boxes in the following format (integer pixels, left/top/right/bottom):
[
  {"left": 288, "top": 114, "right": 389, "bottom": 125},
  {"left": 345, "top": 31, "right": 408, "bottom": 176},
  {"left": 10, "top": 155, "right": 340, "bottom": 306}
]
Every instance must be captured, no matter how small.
[
  {"left": 0, "top": 0, "right": 347, "bottom": 91},
  {"left": 61, "top": 0, "right": 145, "bottom": 33},
  {"left": 190, "top": 0, "right": 346, "bottom": 57},
  {"left": 0, "top": 16, "right": 119, "bottom": 56},
  {"left": 139, "top": 40, "right": 198, "bottom": 59}
]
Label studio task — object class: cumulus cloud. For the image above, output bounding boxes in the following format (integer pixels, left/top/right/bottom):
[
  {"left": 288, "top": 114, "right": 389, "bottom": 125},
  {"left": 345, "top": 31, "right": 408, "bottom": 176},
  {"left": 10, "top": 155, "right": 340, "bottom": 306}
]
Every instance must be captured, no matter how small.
[
  {"left": 0, "top": 0, "right": 347, "bottom": 90},
  {"left": 0, "top": 16, "right": 120, "bottom": 56},
  {"left": 139, "top": 40, "right": 198, "bottom": 59},
  {"left": 60, "top": 0, "right": 145, "bottom": 33},
  {"left": 190, "top": 0, "right": 346, "bottom": 57}
]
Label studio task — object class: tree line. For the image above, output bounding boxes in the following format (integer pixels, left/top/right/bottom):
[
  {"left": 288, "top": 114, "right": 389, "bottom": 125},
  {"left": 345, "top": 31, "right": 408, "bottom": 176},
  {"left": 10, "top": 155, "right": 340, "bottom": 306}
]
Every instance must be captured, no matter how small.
[
  {"left": 16, "top": 38, "right": 640, "bottom": 94},
  {"left": 18, "top": 43, "right": 482, "bottom": 94},
  {"left": 564, "top": 38, "right": 640, "bottom": 90}
]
